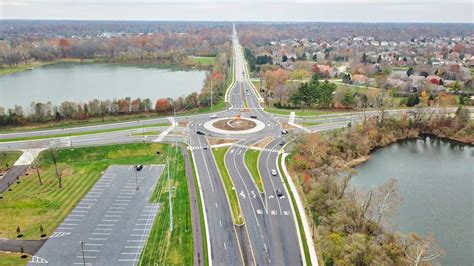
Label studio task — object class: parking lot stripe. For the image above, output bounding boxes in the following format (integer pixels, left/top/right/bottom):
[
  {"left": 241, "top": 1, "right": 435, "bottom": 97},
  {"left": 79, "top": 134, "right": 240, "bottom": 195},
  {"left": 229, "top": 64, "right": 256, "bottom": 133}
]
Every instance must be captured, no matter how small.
[
  {"left": 92, "top": 232, "right": 110, "bottom": 235},
  {"left": 95, "top": 228, "right": 113, "bottom": 231},
  {"left": 121, "top": 252, "right": 140, "bottom": 255},
  {"left": 127, "top": 240, "right": 145, "bottom": 242},
  {"left": 62, "top": 223, "right": 78, "bottom": 226},
  {"left": 106, "top": 211, "right": 123, "bottom": 214},
  {"left": 118, "top": 259, "right": 138, "bottom": 262},
  {"left": 77, "top": 256, "right": 96, "bottom": 259},
  {"left": 85, "top": 243, "right": 103, "bottom": 246},
  {"left": 105, "top": 215, "right": 120, "bottom": 217},
  {"left": 98, "top": 224, "right": 115, "bottom": 226},
  {"left": 69, "top": 214, "right": 84, "bottom": 217},
  {"left": 57, "top": 227, "right": 74, "bottom": 230},
  {"left": 101, "top": 219, "right": 118, "bottom": 222},
  {"left": 124, "top": 246, "right": 143, "bottom": 248},
  {"left": 88, "top": 238, "right": 107, "bottom": 241}
]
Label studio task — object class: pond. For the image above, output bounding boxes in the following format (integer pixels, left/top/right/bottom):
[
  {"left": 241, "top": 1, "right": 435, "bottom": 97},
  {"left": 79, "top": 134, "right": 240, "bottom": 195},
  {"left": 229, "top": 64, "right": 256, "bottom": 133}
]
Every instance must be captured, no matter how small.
[
  {"left": 0, "top": 62, "right": 207, "bottom": 110},
  {"left": 351, "top": 136, "right": 473, "bottom": 265}
]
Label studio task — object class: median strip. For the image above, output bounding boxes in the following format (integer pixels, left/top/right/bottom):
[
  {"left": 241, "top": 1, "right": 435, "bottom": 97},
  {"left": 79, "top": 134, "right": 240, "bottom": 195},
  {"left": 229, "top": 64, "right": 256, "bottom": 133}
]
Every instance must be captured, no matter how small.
[{"left": 211, "top": 147, "right": 244, "bottom": 225}]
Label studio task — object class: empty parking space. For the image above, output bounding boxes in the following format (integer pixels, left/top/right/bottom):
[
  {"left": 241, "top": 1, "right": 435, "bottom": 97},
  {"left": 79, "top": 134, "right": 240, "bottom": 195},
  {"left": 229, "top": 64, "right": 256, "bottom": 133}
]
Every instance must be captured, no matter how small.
[{"left": 29, "top": 165, "right": 163, "bottom": 265}]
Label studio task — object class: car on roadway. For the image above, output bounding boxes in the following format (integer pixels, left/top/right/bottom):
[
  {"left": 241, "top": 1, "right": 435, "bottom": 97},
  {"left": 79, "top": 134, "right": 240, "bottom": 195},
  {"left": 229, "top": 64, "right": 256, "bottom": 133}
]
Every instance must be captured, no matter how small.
[
  {"left": 196, "top": 130, "right": 205, "bottom": 135},
  {"left": 281, "top": 130, "right": 288, "bottom": 134},
  {"left": 279, "top": 141, "right": 285, "bottom": 146},
  {"left": 271, "top": 169, "right": 277, "bottom": 176},
  {"left": 276, "top": 189, "right": 283, "bottom": 198},
  {"left": 203, "top": 145, "right": 208, "bottom": 150},
  {"left": 250, "top": 115, "right": 257, "bottom": 119},
  {"left": 135, "top": 165, "right": 143, "bottom": 171},
  {"left": 209, "top": 114, "right": 217, "bottom": 119}
]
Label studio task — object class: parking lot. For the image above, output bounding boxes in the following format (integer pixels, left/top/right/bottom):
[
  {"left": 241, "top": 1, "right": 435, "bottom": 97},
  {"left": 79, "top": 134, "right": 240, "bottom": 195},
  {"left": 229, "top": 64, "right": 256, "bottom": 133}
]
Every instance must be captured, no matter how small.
[{"left": 29, "top": 165, "right": 163, "bottom": 265}]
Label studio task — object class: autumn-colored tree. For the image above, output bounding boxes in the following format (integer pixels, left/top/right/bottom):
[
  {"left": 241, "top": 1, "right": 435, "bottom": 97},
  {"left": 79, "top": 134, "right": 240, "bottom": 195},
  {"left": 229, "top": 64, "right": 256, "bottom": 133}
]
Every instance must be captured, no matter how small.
[
  {"left": 59, "top": 38, "right": 71, "bottom": 58},
  {"left": 155, "top": 98, "right": 172, "bottom": 113},
  {"left": 118, "top": 99, "right": 130, "bottom": 113},
  {"left": 264, "top": 69, "right": 289, "bottom": 91},
  {"left": 131, "top": 99, "right": 141, "bottom": 113}
]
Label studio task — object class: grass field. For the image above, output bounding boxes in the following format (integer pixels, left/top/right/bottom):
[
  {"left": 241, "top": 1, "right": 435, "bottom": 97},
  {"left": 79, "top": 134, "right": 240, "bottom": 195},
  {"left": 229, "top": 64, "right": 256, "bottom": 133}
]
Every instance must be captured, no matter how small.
[
  {"left": 188, "top": 56, "right": 216, "bottom": 67},
  {"left": 139, "top": 145, "right": 193, "bottom": 265},
  {"left": 265, "top": 107, "right": 345, "bottom": 117},
  {"left": 0, "top": 151, "right": 22, "bottom": 171},
  {"left": 278, "top": 154, "right": 311, "bottom": 264},
  {"left": 0, "top": 252, "right": 29, "bottom": 266},
  {"left": 244, "top": 150, "right": 264, "bottom": 193},
  {"left": 0, "top": 143, "right": 168, "bottom": 239},
  {"left": 211, "top": 147, "right": 244, "bottom": 225},
  {"left": 0, "top": 123, "right": 170, "bottom": 143}
]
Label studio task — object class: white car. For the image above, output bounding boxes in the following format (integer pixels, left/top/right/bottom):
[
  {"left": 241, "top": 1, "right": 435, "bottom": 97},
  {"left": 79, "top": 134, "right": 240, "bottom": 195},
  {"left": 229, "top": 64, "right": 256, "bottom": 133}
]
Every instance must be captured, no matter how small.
[
  {"left": 209, "top": 114, "right": 217, "bottom": 119},
  {"left": 271, "top": 169, "right": 277, "bottom": 176}
]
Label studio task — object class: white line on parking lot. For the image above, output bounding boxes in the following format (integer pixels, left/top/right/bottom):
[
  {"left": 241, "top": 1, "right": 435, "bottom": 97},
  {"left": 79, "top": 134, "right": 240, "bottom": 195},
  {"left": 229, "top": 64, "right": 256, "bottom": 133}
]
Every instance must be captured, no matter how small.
[
  {"left": 121, "top": 252, "right": 140, "bottom": 255},
  {"left": 69, "top": 214, "right": 84, "bottom": 217},
  {"left": 66, "top": 219, "right": 81, "bottom": 222},
  {"left": 112, "top": 203, "right": 128, "bottom": 206},
  {"left": 130, "top": 234, "right": 146, "bottom": 237},
  {"left": 118, "top": 196, "right": 132, "bottom": 199},
  {"left": 101, "top": 219, "right": 118, "bottom": 222},
  {"left": 77, "top": 256, "right": 96, "bottom": 259},
  {"left": 107, "top": 211, "right": 123, "bottom": 214},
  {"left": 127, "top": 240, "right": 145, "bottom": 242},
  {"left": 92, "top": 232, "right": 110, "bottom": 235},
  {"left": 114, "top": 199, "right": 130, "bottom": 202},
  {"left": 124, "top": 246, "right": 143, "bottom": 249},
  {"left": 88, "top": 238, "right": 107, "bottom": 241},
  {"left": 95, "top": 228, "right": 112, "bottom": 231},
  {"left": 98, "top": 224, "right": 115, "bottom": 226},
  {"left": 73, "top": 210, "right": 88, "bottom": 213},
  {"left": 118, "top": 259, "right": 138, "bottom": 262},
  {"left": 105, "top": 215, "right": 120, "bottom": 217},
  {"left": 85, "top": 243, "right": 103, "bottom": 246},
  {"left": 57, "top": 227, "right": 74, "bottom": 230},
  {"left": 62, "top": 223, "right": 78, "bottom": 226},
  {"left": 83, "top": 250, "right": 100, "bottom": 252}
]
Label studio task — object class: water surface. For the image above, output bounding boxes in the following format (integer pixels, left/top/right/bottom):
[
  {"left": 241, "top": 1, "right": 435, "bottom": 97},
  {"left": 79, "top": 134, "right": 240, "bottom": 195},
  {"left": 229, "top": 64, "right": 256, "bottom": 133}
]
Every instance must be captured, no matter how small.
[
  {"left": 0, "top": 62, "right": 207, "bottom": 109},
  {"left": 351, "top": 137, "right": 473, "bottom": 265}
]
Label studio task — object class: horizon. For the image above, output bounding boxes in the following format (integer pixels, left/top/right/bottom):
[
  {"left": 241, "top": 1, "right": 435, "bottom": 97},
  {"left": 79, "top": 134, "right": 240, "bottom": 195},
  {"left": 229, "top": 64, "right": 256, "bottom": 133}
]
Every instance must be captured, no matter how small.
[{"left": 2, "top": 0, "right": 473, "bottom": 23}]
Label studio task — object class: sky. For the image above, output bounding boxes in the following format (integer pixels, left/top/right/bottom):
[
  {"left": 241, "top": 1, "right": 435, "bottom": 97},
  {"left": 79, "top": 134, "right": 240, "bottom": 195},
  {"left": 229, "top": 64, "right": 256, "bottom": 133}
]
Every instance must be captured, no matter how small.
[{"left": 1, "top": 0, "right": 473, "bottom": 23}]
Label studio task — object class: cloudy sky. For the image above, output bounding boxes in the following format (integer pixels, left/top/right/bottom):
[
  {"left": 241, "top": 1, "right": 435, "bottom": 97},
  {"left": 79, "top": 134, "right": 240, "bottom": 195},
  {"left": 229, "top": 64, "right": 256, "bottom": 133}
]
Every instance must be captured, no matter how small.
[{"left": 1, "top": 0, "right": 473, "bottom": 23}]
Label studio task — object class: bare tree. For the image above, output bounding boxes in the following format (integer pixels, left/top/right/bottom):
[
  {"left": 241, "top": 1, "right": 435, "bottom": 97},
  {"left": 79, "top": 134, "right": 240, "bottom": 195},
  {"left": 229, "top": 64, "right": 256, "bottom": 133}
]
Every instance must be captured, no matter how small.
[
  {"left": 47, "top": 143, "right": 62, "bottom": 189},
  {"left": 404, "top": 233, "right": 444, "bottom": 265},
  {"left": 338, "top": 169, "right": 356, "bottom": 199},
  {"left": 372, "top": 178, "right": 402, "bottom": 226},
  {"left": 373, "top": 92, "right": 392, "bottom": 125},
  {"left": 410, "top": 103, "right": 436, "bottom": 128},
  {"left": 27, "top": 142, "right": 47, "bottom": 185}
]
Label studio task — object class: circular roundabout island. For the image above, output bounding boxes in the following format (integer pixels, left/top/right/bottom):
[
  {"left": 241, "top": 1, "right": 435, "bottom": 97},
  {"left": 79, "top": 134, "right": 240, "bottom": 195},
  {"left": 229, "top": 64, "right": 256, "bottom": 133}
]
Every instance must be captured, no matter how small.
[{"left": 204, "top": 117, "right": 266, "bottom": 135}]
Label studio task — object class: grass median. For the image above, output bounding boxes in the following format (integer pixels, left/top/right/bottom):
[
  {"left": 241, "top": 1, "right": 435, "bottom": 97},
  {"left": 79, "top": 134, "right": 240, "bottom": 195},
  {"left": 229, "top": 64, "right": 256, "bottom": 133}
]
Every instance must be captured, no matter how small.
[
  {"left": 244, "top": 149, "right": 264, "bottom": 193},
  {"left": 0, "top": 143, "right": 167, "bottom": 239},
  {"left": 264, "top": 107, "right": 344, "bottom": 117},
  {"left": 0, "top": 123, "right": 170, "bottom": 143},
  {"left": 211, "top": 147, "right": 244, "bottom": 225},
  {"left": 139, "top": 145, "right": 193, "bottom": 265}
]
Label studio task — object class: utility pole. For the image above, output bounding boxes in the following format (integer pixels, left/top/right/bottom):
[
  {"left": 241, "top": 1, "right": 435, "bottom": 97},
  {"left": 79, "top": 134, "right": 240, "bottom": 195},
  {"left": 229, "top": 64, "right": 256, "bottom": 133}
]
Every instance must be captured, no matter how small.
[
  {"left": 142, "top": 121, "right": 145, "bottom": 143},
  {"left": 80, "top": 241, "right": 86, "bottom": 266},
  {"left": 70, "top": 128, "right": 73, "bottom": 148},
  {"left": 174, "top": 108, "right": 177, "bottom": 154},
  {"left": 167, "top": 158, "right": 173, "bottom": 232},
  {"left": 210, "top": 77, "right": 213, "bottom": 111}
]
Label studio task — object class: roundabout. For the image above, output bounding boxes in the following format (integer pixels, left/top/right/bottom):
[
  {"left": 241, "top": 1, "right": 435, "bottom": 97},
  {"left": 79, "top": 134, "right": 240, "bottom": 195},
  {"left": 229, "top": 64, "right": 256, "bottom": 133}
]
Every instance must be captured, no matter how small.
[{"left": 204, "top": 116, "right": 266, "bottom": 135}]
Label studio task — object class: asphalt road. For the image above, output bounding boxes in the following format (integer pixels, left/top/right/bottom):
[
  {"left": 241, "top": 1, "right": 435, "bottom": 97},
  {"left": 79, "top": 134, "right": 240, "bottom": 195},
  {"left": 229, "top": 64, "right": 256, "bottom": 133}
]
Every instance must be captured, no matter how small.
[{"left": 30, "top": 165, "right": 162, "bottom": 265}]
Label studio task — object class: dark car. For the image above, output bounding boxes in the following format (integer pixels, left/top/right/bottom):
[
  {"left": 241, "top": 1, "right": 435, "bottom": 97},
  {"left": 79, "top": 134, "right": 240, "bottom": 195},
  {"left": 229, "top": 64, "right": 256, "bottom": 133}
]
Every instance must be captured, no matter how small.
[
  {"left": 250, "top": 115, "right": 257, "bottom": 119},
  {"left": 279, "top": 141, "right": 285, "bottom": 146},
  {"left": 196, "top": 130, "right": 205, "bottom": 135},
  {"left": 281, "top": 130, "right": 288, "bottom": 134},
  {"left": 135, "top": 165, "right": 143, "bottom": 171},
  {"left": 276, "top": 189, "right": 283, "bottom": 197}
]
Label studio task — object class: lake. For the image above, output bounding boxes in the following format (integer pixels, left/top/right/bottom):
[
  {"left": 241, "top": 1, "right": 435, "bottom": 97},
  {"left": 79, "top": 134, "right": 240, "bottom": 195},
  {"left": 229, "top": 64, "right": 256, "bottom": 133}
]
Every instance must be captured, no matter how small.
[
  {"left": 0, "top": 62, "right": 207, "bottom": 110},
  {"left": 351, "top": 137, "right": 473, "bottom": 265}
]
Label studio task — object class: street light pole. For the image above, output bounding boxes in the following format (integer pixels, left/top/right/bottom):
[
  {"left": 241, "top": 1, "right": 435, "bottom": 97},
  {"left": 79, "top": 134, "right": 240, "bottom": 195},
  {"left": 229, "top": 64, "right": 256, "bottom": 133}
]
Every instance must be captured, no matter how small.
[
  {"left": 70, "top": 128, "right": 73, "bottom": 148},
  {"left": 80, "top": 241, "right": 86, "bottom": 266},
  {"left": 174, "top": 108, "right": 177, "bottom": 154},
  {"left": 210, "top": 77, "right": 213, "bottom": 112}
]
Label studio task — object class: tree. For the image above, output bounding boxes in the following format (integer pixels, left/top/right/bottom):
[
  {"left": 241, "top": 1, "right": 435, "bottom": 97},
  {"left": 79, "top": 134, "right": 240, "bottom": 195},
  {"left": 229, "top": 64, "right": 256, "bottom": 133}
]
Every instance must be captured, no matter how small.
[
  {"left": 155, "top": 98, "right": 172, "bottom": 113},
  {"left": 404, "top": 233, "right": 444, "bottom": 265},
  {"left": 59, "top": 38, "right": 71, "bottom": 58},
  {"left": 406, "top": 67, "right": 415, "bottom": 77},
  {"left": 318, "top": 81, "right": 336, "bottom": 108},
  {"left": 47, "top": 144, "right": 62, "bottom": 189},
  {"left": 282, "top": 55, "right": 288, "bottom": 62},
  {"left": 372, "top": 178, "right": 402, "bottom": 226},
  {"left": 341, "top": 91, "right": 356, "bottom": 109},
  {"left": 406, "top": 94, "right": 420, "bottom": 107},
  {"left": 29, "top": 147, "right": 43, "bottom": 185},
  {"left": 374, "top": 92, "right": 392, "bottom": 125}
]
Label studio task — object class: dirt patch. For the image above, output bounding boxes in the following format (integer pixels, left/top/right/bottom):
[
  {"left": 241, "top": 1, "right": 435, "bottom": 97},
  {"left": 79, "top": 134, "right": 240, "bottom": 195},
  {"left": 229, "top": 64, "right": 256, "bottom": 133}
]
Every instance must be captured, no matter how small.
[
  {"left": 208, "top": 138, "right": 238, "bottom": 146},
  {"left": 281, "top": 121, "right": 297, "bottom": 129},
  {"left": 253, "top": 137, "right": 275, "bottom": 148},
  {"left": 212, "top": 118, "right": 257, "bottom": 131},
  {"left": 178, "top": 120, "right": 189, "bottom": 128}
]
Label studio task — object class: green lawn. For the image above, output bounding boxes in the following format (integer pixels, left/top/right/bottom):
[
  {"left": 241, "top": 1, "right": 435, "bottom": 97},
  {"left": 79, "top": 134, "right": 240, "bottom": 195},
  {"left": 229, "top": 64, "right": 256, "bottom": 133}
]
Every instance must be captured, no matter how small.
[
  {"left": 265, "top": 107, "right": 345, "bottom": 117},
  {"left": 188, "top": 56, "right": 216, "bottom": 67},
  {"left": 211, "top": 147, "right": 244, "bottom": 225},
  {"left": 0, "top": 151, "right": 22, "bottom": 171},
  {"left": 0, "top": 123, "right": 170, "bottom": 143},
  {"left": 244, "top": 150, "right": 264, "bottom": 193},
  {"left": 278, "top": 154, "right": 311, "bottom": 264},
  {"left": 139, "top": 145, "right": 193, "bottom": 265},
  {"left": 0, "top": 143, "right": 168, "bottom": 239},
  {"left": 0, "top": 252, "right": 29, "bottom": 266}
]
